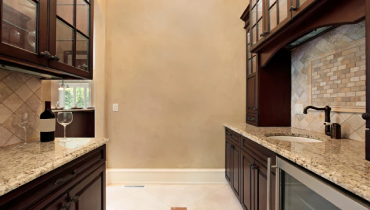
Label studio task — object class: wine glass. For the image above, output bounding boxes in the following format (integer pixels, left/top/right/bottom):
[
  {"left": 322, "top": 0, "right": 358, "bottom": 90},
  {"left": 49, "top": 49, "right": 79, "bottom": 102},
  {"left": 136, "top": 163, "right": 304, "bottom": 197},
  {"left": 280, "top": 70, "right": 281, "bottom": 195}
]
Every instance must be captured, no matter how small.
[
  {"left": 17, "top": 113, "right": 29, "bottom": 144},
  {"left": 57, "top": 112, "right": 73, "bottom": 142}
]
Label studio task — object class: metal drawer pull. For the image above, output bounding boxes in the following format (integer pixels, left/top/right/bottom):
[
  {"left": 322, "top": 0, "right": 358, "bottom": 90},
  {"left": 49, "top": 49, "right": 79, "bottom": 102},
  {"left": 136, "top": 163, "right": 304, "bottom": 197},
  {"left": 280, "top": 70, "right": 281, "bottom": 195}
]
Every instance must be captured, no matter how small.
[
  {"left": 247, "top": 118, "right": 255, "bottom": 121},
  {"left": 58, "top": 196, "right": 79, "bottom": 210},
  {"left": 55, "top": 169, "right": 78, "bottom": 185}
]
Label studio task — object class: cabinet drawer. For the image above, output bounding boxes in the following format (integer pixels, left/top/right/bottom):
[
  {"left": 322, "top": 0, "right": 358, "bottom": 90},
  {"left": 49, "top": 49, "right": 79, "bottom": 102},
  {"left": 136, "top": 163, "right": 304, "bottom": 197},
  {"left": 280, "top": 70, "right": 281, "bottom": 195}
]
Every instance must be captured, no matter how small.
[
  {"left": 225, "top": 128, "right": 241, "bottom": 145},
  {"left": 246, "top": 113, "right": 258, "bottom": 126},
  {"left": 241, "top": 137, "right": 275, "bottom": 171}
]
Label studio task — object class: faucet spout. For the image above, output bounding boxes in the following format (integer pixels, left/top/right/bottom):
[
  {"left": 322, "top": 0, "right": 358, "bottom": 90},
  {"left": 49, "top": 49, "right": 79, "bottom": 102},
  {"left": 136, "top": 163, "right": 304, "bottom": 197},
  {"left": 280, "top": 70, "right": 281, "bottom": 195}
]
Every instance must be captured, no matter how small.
[{"left": 303, "top": 105, "right": 332, "bottom": 136}]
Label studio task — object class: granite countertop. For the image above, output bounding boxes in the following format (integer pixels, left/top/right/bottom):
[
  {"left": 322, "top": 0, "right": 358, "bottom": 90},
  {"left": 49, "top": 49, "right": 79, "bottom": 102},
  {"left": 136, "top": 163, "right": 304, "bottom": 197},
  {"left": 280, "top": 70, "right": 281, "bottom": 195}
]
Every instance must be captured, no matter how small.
[
  {"left": 0, "top": 138, "right": 109, "bottom": 197},
  {"left": 224, "top": 123, "right": 370, "bottom": 202}
]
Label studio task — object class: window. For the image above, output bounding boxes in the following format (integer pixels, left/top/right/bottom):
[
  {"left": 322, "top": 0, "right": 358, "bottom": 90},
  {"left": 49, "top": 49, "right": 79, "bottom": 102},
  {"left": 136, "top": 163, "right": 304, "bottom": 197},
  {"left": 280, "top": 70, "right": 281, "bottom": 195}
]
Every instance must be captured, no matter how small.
[{"left": 59, "top": 81, "right": 91, "bottom": 109}]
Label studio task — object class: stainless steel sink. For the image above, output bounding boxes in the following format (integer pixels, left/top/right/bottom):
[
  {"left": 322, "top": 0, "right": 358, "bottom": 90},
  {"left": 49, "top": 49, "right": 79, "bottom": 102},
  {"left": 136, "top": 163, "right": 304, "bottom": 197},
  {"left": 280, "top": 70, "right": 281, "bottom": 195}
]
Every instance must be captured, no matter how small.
[{"left": 267, "top": 136, "right": 322, "bottom": 143}]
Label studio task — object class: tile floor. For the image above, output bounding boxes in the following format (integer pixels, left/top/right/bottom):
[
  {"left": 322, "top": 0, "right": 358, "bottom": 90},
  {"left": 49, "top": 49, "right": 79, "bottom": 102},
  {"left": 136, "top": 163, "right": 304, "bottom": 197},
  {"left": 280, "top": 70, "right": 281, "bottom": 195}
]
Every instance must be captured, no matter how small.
[{"left": 107, "top": 184, "right": 243, "bottom": 210}]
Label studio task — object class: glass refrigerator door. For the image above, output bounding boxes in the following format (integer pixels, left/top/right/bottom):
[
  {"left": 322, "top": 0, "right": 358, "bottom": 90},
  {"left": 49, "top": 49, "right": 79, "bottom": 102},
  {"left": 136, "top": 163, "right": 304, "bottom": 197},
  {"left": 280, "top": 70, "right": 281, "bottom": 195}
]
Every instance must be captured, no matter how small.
[{"left": 281, "top": 171, "right": 340, "bottom": 210}]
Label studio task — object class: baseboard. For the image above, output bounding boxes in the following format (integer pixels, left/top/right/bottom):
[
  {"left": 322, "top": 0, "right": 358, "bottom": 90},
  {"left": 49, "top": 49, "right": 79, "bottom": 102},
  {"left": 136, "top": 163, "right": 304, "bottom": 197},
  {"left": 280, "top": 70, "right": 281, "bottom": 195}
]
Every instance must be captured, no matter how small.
[{"left": 106, "top": 168, "right": 227, "bottom": 185}]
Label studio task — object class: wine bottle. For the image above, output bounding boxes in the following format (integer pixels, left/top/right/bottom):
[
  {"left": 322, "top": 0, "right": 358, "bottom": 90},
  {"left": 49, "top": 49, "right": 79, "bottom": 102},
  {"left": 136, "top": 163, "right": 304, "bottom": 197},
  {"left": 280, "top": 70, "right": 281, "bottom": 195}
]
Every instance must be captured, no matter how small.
[{"left": 40, "top": 101, "right": 56, "bottom": 142}]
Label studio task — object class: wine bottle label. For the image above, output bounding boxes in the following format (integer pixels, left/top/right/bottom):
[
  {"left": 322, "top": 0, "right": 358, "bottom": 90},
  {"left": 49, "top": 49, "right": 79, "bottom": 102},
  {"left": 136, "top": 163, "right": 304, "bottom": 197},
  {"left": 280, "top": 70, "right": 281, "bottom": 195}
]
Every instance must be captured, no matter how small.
[{"left": 40, "top": 119, "right": 56, "bottom": 132}]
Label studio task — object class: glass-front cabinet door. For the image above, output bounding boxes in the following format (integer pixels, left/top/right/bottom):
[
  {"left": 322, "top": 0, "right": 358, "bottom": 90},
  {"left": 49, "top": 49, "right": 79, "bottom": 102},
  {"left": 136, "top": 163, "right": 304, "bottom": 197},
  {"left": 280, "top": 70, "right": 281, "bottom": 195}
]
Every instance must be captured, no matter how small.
[
  {"left": 0, "top": 0, "right": 48, "bottom": 65},
  {"left": 49, "top": 0, "right": 93, "bottom": 79},
  {"left": 250, "top": 0, "right": 264, "bottom": 46},
  {"left": 266, "top": 0, "right": 290, "bottom": 35}
]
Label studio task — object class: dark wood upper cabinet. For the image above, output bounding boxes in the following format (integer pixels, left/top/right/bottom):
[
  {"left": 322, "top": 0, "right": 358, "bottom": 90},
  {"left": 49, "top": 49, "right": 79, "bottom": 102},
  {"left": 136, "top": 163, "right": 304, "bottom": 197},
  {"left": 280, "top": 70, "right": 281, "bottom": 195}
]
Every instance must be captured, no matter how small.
[
  {"left": 0, "top": 0, "right": 94, "bottom": 80},
  {"left": 0, "top": 0, "right": 48, "bottom": 66},
  {"left": 242, "top": 6, "right": 291, "bottom": 127}
]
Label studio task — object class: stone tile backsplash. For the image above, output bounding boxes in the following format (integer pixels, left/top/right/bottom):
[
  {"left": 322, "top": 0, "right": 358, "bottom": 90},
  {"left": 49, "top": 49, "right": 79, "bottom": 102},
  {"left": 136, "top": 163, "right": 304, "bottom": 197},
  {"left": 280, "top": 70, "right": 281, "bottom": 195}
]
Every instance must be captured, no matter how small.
[
  {"left": 291, "top": 21, "right": 366, "bottom": 141},
  {"left": 0, "top": 69, "right": 42, "bottom": 147}
]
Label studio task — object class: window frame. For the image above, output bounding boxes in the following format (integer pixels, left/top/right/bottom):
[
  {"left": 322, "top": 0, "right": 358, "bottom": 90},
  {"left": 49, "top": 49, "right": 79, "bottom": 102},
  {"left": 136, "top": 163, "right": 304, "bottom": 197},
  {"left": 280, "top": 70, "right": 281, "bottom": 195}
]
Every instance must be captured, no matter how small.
[{"left": 59, "top": 81, "right": 91, "bottom": 109}]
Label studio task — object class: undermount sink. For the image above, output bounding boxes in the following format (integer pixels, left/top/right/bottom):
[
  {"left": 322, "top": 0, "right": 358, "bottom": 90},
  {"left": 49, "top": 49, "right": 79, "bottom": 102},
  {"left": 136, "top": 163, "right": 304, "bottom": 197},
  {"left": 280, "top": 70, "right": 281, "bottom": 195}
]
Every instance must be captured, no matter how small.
[{"left": 268, "top": 136, "right": 322, "bottom": 143}]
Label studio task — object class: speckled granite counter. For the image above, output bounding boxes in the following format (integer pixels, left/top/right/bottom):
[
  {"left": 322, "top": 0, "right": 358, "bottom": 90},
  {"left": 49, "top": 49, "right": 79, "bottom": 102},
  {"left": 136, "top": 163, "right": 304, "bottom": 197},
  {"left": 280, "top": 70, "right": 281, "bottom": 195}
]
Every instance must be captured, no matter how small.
[
  {"left": 0, "top": 138, "right": 109, "bottom": 197},
  {"left": 224, "top": 123, "right": 370, "bottom": 202}
]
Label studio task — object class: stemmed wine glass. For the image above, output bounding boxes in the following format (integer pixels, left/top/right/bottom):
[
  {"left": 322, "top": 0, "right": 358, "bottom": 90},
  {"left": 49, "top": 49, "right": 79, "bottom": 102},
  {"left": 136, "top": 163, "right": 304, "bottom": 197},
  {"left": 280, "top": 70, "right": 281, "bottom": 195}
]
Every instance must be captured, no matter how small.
[
  {"left": 57, "top": 112, "right": 73, "bottom": 142},
  {"left": 18, "top": 113, "right": 29, "bottom": 144}
]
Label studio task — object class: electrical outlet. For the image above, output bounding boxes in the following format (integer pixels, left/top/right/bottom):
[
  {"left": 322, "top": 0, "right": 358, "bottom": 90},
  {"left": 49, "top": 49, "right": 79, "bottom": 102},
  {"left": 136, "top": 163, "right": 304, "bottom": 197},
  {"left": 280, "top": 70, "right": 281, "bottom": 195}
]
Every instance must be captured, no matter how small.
[
  {"left": 295, "top": 104, "right": 303, "bottom": 114},
  {"left": 113, "top": 103, "right": 119, "bottom": 112}
]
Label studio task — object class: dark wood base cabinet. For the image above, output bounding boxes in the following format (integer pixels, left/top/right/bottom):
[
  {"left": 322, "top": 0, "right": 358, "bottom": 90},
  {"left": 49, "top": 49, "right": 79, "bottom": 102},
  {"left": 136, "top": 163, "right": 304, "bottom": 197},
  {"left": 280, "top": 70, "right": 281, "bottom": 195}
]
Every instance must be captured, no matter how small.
[
  {"left": 0, "top": 145, "right": 106, "bottom": 210},
  {"left": 225, "top": 128, "right": 276, "bottom": 210}
]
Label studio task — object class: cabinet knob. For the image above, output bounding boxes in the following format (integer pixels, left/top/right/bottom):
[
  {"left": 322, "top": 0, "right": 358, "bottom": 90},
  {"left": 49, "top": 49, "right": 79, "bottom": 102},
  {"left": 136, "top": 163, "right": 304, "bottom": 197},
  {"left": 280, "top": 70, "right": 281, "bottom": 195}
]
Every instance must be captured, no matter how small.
[
  {"left": 253, "top": 108, "right": 258, "bottom": 111},
  {"left": 40, "top": 51, "right": 51, "bottom": 59},
  {"left": 290, "top": 6, "right": 297, "bottom": 11},
  {"left": 362, "top": 113, "right": 370, "bottom": 120},
  {"left": 260, "top": 32, "right": 269, "bottom": 37},
  {"left": 50, "top": 55, "right": 60, "bottom": 62},
  {"left": 78, "top": 64, "right": 88, "bottom": 70}
]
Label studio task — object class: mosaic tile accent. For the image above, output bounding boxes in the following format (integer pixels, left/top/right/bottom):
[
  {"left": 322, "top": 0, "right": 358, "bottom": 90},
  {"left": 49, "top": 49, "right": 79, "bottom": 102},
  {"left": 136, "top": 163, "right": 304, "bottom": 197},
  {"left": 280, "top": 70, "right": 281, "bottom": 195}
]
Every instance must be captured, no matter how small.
[
  {"left": 307, "top": 38, "right": 366, "bottom": 109},
  {"left": 291, "top": 21, "right": 366, "bottom": 141},
  {"left": 0, "top": 70, "right": 42, "bottom": 147}
]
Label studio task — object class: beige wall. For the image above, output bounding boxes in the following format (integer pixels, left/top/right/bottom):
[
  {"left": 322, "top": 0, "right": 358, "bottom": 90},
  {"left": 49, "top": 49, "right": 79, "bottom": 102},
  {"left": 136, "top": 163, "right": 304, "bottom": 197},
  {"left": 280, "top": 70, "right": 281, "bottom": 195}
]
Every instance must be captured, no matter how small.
[
  {"left": 94, "top": 0, "right": 107, "bottom": 138},
  {"left": 105, "top": 0, "right": 247, "bottom": 168}
]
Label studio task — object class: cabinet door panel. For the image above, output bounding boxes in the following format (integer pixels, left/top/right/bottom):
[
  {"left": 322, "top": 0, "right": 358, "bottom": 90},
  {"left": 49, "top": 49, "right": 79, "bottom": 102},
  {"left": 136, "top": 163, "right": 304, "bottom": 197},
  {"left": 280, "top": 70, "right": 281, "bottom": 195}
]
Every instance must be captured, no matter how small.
[
  {"left": 241, "top": 150, "right": 254, "bottom": 210},
  {"left": 232, "top": 145, "right": 241, "bottom": 199},
  {"left": 254, "top": 160, "right": 275, "bottom": 210},
  {"left": 69, "top": 164, "right": 105, "bottom": 210},
  {"left": 0, "top": 0, "right": 48, "bottom": 65},
  {"left": 225, "top": 139, "right": 233, "bottom": 184},
  {"left": 247, "top": 75, "right": 258, "bottom": 114}
]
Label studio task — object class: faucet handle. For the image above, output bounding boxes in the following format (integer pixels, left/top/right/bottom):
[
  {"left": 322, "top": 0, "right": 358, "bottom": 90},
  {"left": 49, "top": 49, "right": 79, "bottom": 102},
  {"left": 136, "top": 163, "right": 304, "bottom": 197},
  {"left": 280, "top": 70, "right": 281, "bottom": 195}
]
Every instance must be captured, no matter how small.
[
  {"left": 324, "top": 122, "right": 332, "bottom": 126},
  {"left": 362, "top": 113, "right": 370, "bottom": 120}
]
